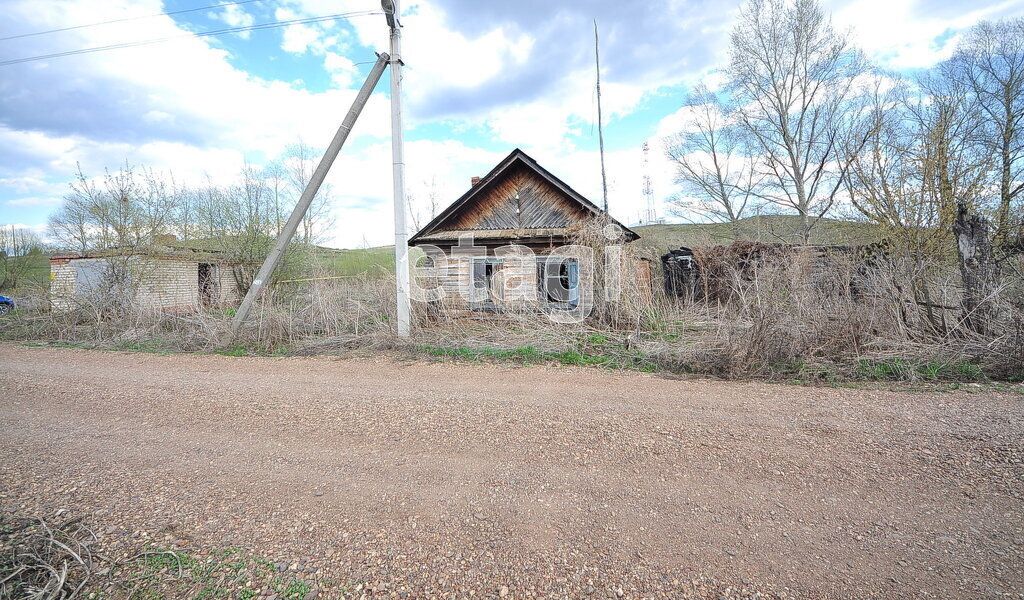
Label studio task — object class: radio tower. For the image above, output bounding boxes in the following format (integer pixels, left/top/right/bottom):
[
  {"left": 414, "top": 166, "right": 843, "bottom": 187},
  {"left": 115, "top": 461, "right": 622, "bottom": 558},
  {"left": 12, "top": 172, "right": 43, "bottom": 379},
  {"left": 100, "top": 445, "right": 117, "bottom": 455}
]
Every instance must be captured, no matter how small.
[{"left": 641, "top": 141, "right": 657, "bottom": 224}]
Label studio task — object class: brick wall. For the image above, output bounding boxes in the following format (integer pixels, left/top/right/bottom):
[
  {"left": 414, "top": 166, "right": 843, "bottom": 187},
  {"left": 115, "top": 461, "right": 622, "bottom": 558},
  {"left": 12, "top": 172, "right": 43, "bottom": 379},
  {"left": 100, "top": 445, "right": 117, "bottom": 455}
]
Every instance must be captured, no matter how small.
[
  {"left": 49, "top": 256, "right": 247, "bottom": 311},
  {"left": 215, "top": 265, "right": 243, "bottom": 305},
  {"left": 49, "top": 258, "right": 76, "bottom": 311},
  {"left": 134, "top": 259, "right": 199, "bottom": 309}
]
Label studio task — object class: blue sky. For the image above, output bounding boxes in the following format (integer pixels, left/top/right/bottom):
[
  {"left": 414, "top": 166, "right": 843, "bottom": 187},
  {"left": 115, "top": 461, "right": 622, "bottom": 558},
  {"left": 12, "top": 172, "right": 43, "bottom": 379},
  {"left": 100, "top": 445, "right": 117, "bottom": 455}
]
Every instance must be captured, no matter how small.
[{"left": 1, "top": 0, "right": 1022, "bottom": 248}]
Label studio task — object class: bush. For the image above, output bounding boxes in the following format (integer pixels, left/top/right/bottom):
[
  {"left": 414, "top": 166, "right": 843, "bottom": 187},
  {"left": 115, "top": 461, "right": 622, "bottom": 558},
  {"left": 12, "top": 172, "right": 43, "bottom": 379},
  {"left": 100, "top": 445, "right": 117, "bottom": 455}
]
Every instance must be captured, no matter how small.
[{"left": 4, "top": 237, "right": 1021, "bottom": 384}]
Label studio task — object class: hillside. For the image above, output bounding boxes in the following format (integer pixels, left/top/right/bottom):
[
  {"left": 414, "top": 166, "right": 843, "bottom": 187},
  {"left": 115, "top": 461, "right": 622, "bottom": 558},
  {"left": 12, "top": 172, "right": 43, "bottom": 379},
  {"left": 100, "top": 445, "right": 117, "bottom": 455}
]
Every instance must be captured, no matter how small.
[
  {"left": 170, "top": 237, "right": 399, "bottom": 278},
  {"left": 632, "top": 215, "right": 881, "bottom": 253},
  {"left": 1, "top": 252, "right": 50, "bottom": 292},
  {"left": 312, "top": 245, "right": 396, "bottom": 277}
]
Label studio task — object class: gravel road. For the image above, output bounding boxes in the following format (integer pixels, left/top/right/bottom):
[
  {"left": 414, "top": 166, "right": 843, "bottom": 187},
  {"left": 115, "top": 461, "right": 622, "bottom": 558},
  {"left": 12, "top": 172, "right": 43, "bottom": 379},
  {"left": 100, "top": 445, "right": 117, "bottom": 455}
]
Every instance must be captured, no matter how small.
[{"left": 1, "top": 344, "right": 1022, "bottom": 599}]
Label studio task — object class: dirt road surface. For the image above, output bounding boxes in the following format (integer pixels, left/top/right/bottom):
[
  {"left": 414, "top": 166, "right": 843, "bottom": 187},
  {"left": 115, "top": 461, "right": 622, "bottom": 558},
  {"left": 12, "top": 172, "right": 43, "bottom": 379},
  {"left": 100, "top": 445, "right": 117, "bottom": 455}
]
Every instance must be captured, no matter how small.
[{"left": 1, "top": 344, "right": 1022, "bottom": 599}]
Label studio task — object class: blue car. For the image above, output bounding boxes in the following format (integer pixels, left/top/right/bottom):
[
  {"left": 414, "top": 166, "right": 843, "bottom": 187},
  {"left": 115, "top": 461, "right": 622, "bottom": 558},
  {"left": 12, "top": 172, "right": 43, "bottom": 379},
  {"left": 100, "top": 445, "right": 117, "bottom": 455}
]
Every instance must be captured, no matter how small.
[{"left": 0, "top": 295, "right": 15, "bottom": 316}]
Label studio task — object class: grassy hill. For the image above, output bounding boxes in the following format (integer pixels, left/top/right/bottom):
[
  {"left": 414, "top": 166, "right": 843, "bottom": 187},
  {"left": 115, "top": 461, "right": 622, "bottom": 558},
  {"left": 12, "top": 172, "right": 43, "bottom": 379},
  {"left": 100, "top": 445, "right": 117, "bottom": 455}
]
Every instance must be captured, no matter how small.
[
  {"left": 632, "top": 215, "right": 882, "bottom": 253},
  {"left": 312, "top": 245, "right": 397, "bottom": 277},
  {"left": 169, "top": 237, "right": 400, "bottom": 278},
  {"left": 1, "top": 252, "right": 50, "bottom": 293}
]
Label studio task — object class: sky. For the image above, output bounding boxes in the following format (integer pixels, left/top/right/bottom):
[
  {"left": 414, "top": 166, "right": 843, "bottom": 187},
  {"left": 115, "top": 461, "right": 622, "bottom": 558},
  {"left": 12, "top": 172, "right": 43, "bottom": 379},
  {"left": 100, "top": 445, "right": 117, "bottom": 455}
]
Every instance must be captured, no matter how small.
[{"left": 1, "top": 0, "right": 1022, "bottom": 249}]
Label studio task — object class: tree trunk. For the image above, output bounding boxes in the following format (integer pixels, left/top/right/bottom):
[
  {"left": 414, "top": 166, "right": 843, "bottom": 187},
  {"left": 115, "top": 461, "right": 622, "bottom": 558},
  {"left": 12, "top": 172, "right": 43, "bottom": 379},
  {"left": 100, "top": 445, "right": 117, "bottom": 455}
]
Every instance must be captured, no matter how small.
[{"left": 952, "top": 204, "right": 1001, "bottom": 335}]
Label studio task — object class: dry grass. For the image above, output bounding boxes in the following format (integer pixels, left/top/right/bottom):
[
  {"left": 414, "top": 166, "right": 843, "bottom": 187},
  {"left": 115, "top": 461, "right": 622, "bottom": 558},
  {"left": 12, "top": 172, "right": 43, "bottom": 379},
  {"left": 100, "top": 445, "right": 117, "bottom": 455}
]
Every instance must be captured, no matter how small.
[
  {"left": 2, "top": 243, "right": 1021, "bottom": 382},
  {"left": 1, "top": 514, "right": 97, "bottom": 600},
  {"left": 652, "top": 243, "right": 1024, "bottom": 380}
]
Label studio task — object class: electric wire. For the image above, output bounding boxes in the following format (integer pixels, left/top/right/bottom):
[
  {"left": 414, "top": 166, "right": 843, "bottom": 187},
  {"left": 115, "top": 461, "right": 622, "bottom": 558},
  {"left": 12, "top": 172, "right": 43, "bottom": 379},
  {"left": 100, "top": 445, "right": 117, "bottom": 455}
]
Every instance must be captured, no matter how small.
[
  {"left": 0, "top": 0, "right": 266, "bottom": 42},
  {"left": 0, "top": 10, "right": 382, "bottom": 67}
]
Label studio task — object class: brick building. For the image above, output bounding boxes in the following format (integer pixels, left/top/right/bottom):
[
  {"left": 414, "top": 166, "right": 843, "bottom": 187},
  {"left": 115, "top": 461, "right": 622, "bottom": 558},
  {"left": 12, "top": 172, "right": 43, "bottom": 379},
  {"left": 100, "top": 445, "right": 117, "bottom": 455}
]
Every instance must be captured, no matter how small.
[{"left": 50, "top": 247, "right": 243, "bottom": 311}]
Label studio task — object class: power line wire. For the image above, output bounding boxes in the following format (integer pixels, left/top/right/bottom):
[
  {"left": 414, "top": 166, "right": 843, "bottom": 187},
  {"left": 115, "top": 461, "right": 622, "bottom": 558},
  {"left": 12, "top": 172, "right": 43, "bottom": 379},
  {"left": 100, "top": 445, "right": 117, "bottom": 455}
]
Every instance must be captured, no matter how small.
[
  {"left": 0, "top": 10, "right": 382, "bottom": 67},
  {"left": 0, "top": 0, "right": 265, "bottom": 42}
]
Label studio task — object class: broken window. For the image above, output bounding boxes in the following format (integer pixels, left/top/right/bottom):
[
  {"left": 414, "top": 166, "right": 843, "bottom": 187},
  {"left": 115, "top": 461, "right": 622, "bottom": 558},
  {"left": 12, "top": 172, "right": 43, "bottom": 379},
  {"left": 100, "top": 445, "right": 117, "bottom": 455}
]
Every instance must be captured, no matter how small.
[
  {"left": 470, "top": 257, "right": 503, "bottom": 306},
  {"left": 537, "top": 257, "right": 579, "bottom": 309}
]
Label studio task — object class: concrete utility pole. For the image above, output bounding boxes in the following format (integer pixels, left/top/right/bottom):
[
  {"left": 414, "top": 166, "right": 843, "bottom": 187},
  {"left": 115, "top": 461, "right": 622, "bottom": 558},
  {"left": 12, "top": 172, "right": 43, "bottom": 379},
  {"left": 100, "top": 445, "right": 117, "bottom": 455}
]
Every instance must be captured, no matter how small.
[
  {"left": 383, "top": 0, "right": 411, "bottom": 337},
  {"left": 228, "top": 52, "right": 390, "bottom": 338}
]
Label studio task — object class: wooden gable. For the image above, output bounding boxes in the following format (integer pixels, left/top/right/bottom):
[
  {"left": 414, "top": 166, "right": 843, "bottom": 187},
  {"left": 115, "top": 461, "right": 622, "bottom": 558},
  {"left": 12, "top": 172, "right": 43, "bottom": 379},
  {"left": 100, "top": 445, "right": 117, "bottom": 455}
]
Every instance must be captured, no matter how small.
[
  {"left": 409, "top": 149, "right": 638, "bottom": 246},
  {"left": 440, "top": 162, "right": 591, "bottom": 230}
]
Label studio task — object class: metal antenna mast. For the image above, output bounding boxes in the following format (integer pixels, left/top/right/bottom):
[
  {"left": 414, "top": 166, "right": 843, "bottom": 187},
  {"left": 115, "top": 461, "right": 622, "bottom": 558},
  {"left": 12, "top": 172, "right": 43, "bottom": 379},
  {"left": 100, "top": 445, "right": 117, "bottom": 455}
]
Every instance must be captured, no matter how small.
[
  {"left": 383, "top": 0, "right": 411, "bottom": 337},
  {"left": 642, "top": 141, "right": 656, "bottom": 224},
  {"left": 594, "top": 20, "right": 608, "bottom": 213}
]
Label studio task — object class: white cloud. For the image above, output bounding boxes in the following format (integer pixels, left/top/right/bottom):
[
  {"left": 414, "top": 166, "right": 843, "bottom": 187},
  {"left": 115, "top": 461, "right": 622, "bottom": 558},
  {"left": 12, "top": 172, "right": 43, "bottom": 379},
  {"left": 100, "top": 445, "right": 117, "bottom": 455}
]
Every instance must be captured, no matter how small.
[
  {"left": 324, "top": 52, "right": 358, "bottom": 88},
  {"left": 280, "top": 24, "right": 321, "bottom": 54},
  {"left": 5, "top": 0, "right": 1018, "bottom": 248},
  {"left": 6, "top": 196, "right": 63, "bottom": 207},
  {"left": 399, "top": 4, "right": 535, "bottom": 101},
  {"left": 0, "top": 222, "right": 50, "bottom": 237},
  {"left": 211, "top": 4, "right": 255, "bottom": 39},
  {"left": 317, "top": 139, "right": 507, "bottom": 248},
  {"left": 830, "top": 0, "right": 1015, "bottom": 70},
  {"left": 1, "top": 0, "right": 393, "bottom": 186},
  {"left": 273, "top": 5, "right": 352, "bottom": 56},
  {"left": 0, "top": 176, "right": 58, "bottom": 195}
]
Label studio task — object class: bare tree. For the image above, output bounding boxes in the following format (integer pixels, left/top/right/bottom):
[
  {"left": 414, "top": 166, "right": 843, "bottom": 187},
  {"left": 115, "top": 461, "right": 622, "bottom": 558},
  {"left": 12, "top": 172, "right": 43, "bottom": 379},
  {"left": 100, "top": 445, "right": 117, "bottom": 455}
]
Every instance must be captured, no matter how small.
[
  {"left": 48, "top": 191, "right": 94, "bottom": 253},
  {"left": 263, "top": 160, "right": 288, "bottom": 237},
  {"left": 946, "top": 18, "right": 1024, "bottom": 247},
  {"left": 0, "top": 225, "right": 45, "bottom": 292},
  {"left": 44, "top": 164, "right": 180, "bottom": 313},
  {"left": 844, "top": 79, "right": 946, "bottom": 234},
  {"left": 843, "top": 78, "right": 964, "bottom": 331},
  {"left": 193, "top": 164, "right": 313, "bottom": 294},
  {"left": 727, "top": 0, "right": 867, "bottom": 243},
  {"left": 912, "top": 63, "right": 1000, "bottom": 334},
  {"left": 285, "top": 141, "right": 335, "bottom": 245},
  {"left": 47, "top": 163, "right": 177, "bottom": 252},
  {"left": 408, "top": 175, "right": 442, "bottom": 233},
  {"left": 665, "top": 84, "right": 760, "bottom": 237}
]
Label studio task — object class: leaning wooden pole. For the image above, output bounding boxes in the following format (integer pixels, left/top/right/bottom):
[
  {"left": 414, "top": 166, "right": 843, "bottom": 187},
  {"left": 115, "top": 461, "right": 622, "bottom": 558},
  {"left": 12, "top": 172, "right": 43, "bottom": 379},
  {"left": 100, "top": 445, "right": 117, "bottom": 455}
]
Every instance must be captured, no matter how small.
[{"left": 228, "top": 52, "right": 390, "bottom": 339}]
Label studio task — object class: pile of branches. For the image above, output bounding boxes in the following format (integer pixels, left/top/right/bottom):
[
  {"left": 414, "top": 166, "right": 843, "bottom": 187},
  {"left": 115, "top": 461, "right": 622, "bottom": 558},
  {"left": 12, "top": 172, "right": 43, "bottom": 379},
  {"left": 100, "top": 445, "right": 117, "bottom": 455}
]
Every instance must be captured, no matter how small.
[
  {"left": 1, "top": 515, "right": 97, "bottom": 600},
  {"left": 691, "top": 241, "right": 787, "bottom": 303}
]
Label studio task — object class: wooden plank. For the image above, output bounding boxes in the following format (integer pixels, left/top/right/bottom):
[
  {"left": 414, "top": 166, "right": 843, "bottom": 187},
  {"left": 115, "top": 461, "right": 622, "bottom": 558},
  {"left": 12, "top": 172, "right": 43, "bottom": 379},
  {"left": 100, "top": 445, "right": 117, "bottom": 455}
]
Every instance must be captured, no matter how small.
[{"left": 436, "top": 164, "right": 591, "bottom": 233}]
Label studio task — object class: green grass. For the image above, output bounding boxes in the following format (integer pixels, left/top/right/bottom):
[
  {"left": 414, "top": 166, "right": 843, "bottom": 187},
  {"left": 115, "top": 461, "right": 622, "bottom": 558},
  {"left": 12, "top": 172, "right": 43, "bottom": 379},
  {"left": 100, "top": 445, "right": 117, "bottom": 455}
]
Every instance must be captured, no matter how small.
[
  {"left": 312, "top": 245, "right": 397, "bottom": 277},
  {"left": 856, "top": 358, "right": 987, "bottom": 382},
  {"left": 279, "top": 578, "right": 312, "bottom": 600},
  {"left": 110, "top": 546, "right": 312, "bottom": 600},
  {"left": 1, "top": 252, "right": 50, "bottom": 292},
  {"left": 24, "top": 252, "right": 51, "bottom": 286},
  {"left": 215, "top": 344, "right": 250, "bottom": 357},
  {"left": 417, "top": 341, "right": 659, "bottom": 372}
]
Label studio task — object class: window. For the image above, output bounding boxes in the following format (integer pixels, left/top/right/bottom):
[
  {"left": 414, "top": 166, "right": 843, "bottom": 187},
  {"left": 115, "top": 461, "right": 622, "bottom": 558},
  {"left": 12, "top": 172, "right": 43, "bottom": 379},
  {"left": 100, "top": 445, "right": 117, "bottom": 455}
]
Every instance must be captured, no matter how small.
[
  {"left": 470, "top": 257, "right": 503, "bottom": 306},
  {"left": 537, "top": 257, "right": 579, "bottom": 309}
]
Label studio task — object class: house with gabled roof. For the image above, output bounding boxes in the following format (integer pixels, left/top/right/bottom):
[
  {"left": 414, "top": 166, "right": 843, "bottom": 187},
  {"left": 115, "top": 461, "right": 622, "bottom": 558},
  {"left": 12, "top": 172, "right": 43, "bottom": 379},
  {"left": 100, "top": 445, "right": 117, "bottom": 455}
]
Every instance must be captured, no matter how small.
[{"left": 409, "top": 149, "right": 641, "bottom": 311}]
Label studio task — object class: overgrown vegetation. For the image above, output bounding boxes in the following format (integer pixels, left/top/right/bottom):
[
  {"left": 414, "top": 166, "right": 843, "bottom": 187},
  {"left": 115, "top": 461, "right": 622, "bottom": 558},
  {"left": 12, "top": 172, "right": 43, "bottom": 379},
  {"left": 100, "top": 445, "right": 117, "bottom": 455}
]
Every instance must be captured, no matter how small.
[
  {"left": 1, "top": 0, "right": 1021, "bottom": 386},
  {"left": 1, "top": 247, "right": 1020, "bottom": 383},
  {"left": 0, "top": 225, "right": 47, "bottom": 293}
]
